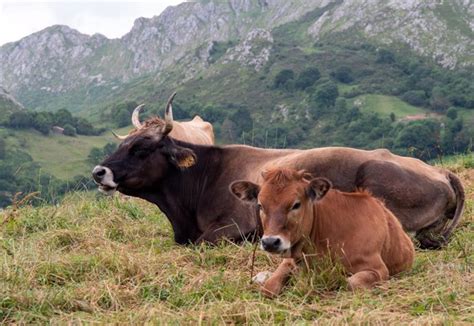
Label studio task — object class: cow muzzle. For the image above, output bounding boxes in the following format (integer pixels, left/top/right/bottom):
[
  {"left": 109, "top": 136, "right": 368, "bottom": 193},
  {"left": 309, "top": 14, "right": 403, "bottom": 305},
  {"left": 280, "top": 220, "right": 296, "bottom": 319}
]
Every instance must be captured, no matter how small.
[
  {"left": 92, "top": 165, "right": 118, "bottom": 195},
  {"left": 261, "top": 235, "right": 291, "bottom": 254}
]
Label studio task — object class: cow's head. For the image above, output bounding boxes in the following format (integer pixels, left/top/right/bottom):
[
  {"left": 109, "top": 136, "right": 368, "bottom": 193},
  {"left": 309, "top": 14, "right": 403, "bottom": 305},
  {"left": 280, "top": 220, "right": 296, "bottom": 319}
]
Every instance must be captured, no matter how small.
[
  {"left": 92, "top": 93, "right": 196, "bottom": 195},
  {"left": 230, "top": 168, "right": 331, "bottom": 255}
]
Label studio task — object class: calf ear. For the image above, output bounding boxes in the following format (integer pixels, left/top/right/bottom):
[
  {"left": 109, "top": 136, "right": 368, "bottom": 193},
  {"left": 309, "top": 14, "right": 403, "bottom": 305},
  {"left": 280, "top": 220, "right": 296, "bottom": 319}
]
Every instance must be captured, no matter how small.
[
  {"left": 230, "top": 181, "right": 260, "bottom": 203},
  {"left": 307, "top": 178, "right": 332, "bottom": 201},
  {"left": 166, "top": 146, "right": 197, "bottom": 169}
]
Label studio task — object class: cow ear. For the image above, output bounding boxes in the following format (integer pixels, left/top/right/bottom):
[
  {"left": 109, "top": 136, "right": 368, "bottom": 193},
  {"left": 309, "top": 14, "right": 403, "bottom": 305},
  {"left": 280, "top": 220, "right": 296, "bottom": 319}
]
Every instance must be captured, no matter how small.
[
  {"left": 167, "top": 146, "right": 197, "bottom": 169},
  {"left": 230, "top": 181, "right": 260, "bottom": 203},
  {"left": 307, "top": 177, "right": 332, "bottom": 201}
]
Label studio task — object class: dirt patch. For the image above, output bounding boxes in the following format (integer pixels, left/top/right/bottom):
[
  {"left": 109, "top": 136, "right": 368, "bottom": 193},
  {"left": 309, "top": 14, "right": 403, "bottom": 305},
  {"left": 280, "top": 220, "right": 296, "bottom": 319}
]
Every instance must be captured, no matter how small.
[{"left": 400, "top": 113, "right": 443, "bottom": 122}]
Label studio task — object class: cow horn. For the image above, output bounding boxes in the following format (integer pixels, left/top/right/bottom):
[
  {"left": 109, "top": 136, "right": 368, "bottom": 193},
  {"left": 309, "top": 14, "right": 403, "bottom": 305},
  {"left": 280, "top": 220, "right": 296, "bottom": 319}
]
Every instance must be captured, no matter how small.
[
  {"left": 131, "top": 104, "right": 145, "bottom": 129},
  {"left": 163, "top": 92, "right": 176, "bottom": 135},
  {"left": 112, "top": 131, "right": 128, "bottom": 140}
]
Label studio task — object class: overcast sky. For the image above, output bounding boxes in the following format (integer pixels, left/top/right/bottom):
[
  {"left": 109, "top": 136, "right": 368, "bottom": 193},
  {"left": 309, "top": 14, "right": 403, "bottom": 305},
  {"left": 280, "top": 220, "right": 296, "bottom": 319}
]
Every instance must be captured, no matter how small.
[{"left": 0, "top": 0, "right": 185, "bottom": 46}]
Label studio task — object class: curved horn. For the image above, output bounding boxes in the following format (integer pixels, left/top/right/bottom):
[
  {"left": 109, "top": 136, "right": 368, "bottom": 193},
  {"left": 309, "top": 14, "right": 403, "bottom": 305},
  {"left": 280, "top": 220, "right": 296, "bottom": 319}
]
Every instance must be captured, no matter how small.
[
  {"left": 163, "top": 92, "right": 176, "bottom": 135},
  {"left": 131, "top": 104, "right": 145, "bottom": 129},
  {"left": 112, "top": 130, "right": 128, "bottom": 140}
]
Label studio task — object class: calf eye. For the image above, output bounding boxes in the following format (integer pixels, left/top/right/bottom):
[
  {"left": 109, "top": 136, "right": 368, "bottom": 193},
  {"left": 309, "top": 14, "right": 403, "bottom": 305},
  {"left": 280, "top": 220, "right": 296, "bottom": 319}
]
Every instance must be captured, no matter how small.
[{"left": 291, "top": 202, "right": 301, "bottom": 210}]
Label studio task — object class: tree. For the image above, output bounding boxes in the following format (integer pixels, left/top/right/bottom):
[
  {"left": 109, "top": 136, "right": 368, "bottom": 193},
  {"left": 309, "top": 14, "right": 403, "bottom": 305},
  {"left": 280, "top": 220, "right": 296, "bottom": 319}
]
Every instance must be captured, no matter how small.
[
  {"left": 295, "top": 67, "right": 320, "bottom": 90},
  {"left": 274, "top": 69, "right": 295, "bottom": 89},
  {"left": 0, "top": 138, "right": 5, "bottom": 159},
  {"left": 376, "top": 49, "right": 395, "bottom": 64},
  {"left": 63, "top": 124, "right": 77, "bottom": 137},
  {"left": 33, "top": 114, "right": 50, "bottom": 135},
  {"left": 115, "top": 108, "right": 130, "bottom": 128},
  {"left": 401, "top": 90, "right": 427, "bottom": 107},
  {"left": 75, "top": 118, "right": 97, "bottom": 135},
  {"left": 446, "top": 107, "right": 458, "bottom": 120},
  {"left": 229, "top": 106, "right": 252, "bottom": 134},
  {"left": 54, "top": 109, "right": 74, "bottom": 126},
  {"left": 430, "top": 96, "right": 450, "bottom": 112},
  {"left": 9, "top": 112, "right": 33, "bottom": 128},
  {"left": 88, "top": 147, "right": 104, "bottom": 165},
  {"left": 390, "top": 112, "right": 396, "bottom": 122},
  {"left": 395, "top": 120, "right": 439, "bottom": 159},
  {"left": 312, "top": 80, "right": 339, "bottom": 108},
  {"left": 220, "top": 118, "right": 237, "bottom": 143},
  {"left": 331, "top": 66, "right": 353, "bottom": 83},
  {"left": 200, "top": 105, "right": 226, "bottom": 124}
]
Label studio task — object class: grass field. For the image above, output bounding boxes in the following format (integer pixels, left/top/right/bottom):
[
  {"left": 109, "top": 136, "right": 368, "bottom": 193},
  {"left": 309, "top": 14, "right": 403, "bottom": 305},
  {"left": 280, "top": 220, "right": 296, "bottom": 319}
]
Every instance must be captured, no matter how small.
[
  {"left": 0, "top": 155, "right": 473, "bottom": 324},
  {"left": 2, "top": 127, "right": 130, "bottom": 180},
  {"left": 352, "top": 94, "right": 427, "bottom": 119}
]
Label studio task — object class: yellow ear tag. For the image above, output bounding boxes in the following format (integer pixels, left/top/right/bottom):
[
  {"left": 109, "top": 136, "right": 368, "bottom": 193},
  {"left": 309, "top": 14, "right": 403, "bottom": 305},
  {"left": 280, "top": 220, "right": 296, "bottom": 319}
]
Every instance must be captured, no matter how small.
[{"left": 178, "top": 155, "right": 196, "bottom": 168}]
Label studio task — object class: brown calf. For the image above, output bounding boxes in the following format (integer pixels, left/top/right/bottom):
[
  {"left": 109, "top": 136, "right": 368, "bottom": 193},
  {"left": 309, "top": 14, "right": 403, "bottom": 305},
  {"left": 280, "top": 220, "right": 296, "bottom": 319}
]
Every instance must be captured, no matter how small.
[{"left": 230, "top": 168, "right": 415, "bottom": 296}]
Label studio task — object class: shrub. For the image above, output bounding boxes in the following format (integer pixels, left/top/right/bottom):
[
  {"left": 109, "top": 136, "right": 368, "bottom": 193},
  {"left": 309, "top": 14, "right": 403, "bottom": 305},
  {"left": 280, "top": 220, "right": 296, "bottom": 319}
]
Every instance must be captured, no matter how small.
[
  {"left": 63, "top": 124, "right": 77, "bottom": 137},
  {"left": 295, "top": 67, "right": 320, "bottom": 90},
  {"left": 446, "top": 107, "right": 458, "bottom": 120},
  {"left": 401, "top": 90, "right": 427, "bottom": 107},
  {"left": 274, "top": 69, "right": 295, "bottom": 89},
  {"left": 331, "top": 66, "right": 353, "bottom": 83}
]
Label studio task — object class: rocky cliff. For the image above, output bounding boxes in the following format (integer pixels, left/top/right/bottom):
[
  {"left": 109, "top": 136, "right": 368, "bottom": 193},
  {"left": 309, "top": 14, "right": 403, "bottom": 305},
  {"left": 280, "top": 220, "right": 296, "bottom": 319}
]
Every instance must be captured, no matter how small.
[{"left": 0, "top": 0, "right": 472, "bottom": 111}]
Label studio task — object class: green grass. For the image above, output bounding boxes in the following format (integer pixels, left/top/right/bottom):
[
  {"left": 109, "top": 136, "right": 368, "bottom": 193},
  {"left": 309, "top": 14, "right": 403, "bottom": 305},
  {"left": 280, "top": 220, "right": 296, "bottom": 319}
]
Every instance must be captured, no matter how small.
[
  {"left": 2, "top": 128, "right": 128, "bottom": 180},
  {"left": 337, "top": 83, "right": 358, "bottom": 94},
  {"left": 0, "top": 157, "right": 472, "bottom": 323},
  {"left": 352, "top": 94, "right": 427, "bottom": 119}
]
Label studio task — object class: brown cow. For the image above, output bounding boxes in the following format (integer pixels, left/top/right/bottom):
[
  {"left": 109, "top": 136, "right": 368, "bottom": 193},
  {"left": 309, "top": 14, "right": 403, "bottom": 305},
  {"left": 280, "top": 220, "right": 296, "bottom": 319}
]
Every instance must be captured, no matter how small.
[
  {"left": 230, "top": 168, "right": 415, "bottom": 296},
  {"left": 92, "top": 96, "right": 464, "bottom": 248},
  {"left": 112, "top": 92, "right": 214, "bottom": 145}
]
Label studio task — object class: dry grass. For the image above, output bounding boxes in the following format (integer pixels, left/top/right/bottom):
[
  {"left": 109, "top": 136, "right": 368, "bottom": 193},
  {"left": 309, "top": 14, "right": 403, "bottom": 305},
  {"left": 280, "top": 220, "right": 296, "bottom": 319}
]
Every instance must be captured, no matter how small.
[{"left": 1, "top": 157, "right": 473, "bottom": 324}]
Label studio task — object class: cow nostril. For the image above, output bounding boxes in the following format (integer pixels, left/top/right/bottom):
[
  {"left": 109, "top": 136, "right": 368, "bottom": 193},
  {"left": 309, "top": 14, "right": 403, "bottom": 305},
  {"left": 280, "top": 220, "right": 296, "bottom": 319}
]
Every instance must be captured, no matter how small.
[
  {"left": 273, "top": 238, "right": 281, "bottom": 247},
  {"left": 92, "top": 166, "right": 107, "bottom": 181}
]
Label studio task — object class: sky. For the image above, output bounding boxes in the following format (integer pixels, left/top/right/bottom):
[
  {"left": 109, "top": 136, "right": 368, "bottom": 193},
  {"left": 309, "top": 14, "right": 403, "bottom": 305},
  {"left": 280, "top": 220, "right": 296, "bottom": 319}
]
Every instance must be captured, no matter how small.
[{"left": 0, "top": 0, "right": 185, "bottom": 46}]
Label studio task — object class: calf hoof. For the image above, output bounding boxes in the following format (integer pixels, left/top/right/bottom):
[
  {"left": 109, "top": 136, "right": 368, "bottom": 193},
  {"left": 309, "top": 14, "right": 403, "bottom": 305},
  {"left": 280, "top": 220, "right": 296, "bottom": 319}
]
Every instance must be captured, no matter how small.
[
  {"left": 252, "top": 271, "right": 272, "bottom": 285},
  {"left": 261, "top": 279, "right": 283, "bottom": 298}
]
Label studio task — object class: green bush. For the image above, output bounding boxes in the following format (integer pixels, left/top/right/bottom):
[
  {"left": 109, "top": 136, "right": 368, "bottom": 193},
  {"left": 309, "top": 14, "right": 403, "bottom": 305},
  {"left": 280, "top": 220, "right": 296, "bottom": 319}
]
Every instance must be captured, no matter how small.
[
  {"left": 63, "top": 124, "right": 77, "bottom": 137},
  {"left": 274, "top": 69, "right": 295, "bottom": 89}
]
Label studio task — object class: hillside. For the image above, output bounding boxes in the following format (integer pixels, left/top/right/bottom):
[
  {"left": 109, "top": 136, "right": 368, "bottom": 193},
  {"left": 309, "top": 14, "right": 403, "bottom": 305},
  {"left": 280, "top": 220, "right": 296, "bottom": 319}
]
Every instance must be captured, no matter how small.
[
  {"left": 0, "top": 87, "right": 23, "bottom": 123},
  {"left": 2, "top": 129, "right": 119, "bottom": 180},
  {"left": 0, "top": 0, "right": 472, "bottom": 113},
  {"left": 0, "top": 156, "right": 472, "bottom": 323}
]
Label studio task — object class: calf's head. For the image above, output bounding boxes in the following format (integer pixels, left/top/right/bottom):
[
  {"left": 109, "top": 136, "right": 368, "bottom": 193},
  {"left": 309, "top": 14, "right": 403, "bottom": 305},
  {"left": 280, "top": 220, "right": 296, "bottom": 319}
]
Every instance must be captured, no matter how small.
[
  {"left": 230, "top": 168, "right": 331, "bottom": 255},
  {"left": 92, "top": 93, "right": 196, "bottom": 196}
]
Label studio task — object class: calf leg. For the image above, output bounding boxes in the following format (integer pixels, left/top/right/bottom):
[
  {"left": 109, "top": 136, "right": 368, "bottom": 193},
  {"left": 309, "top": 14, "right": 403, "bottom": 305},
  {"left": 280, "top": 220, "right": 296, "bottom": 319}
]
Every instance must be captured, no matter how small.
[
  {"left": 261, "top": 258, "right": 297, "bottom": 297},
  {"left": 347, "top": 255, "right": 389, "bottom": 290}
]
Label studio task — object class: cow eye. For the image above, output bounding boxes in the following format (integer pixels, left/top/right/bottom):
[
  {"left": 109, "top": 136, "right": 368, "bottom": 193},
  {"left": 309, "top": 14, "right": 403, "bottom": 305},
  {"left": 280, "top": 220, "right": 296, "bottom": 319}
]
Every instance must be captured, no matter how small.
[{"left": 291, "top": 202, "right": 301, "bottom": 210}]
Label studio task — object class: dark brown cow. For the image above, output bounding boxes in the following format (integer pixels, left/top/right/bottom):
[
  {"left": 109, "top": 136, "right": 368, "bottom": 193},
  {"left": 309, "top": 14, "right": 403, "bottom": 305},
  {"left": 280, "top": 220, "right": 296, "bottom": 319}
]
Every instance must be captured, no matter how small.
[
  {"left": 230, "top": 168, "right": 415, "bottom": 296},
  {"left": 92, "top": 96, "right": 464, "bottom": 249}
]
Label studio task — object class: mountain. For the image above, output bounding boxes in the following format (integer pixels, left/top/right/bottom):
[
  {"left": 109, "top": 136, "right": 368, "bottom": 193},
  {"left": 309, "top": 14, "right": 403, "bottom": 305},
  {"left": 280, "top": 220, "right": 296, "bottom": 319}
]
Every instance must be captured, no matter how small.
[
  {"left": 0, "top": 86, "right": 24, "bottom": 123},
  {"left": 0, "top": 0, "right": 472, "bottom": 112}
]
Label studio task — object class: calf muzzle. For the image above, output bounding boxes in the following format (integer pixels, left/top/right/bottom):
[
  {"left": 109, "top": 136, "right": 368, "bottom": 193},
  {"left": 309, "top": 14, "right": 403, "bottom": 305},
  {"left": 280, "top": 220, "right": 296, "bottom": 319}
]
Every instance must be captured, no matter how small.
[{"left": 261, "top": 236, "right": 283, "bottom": 253}]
